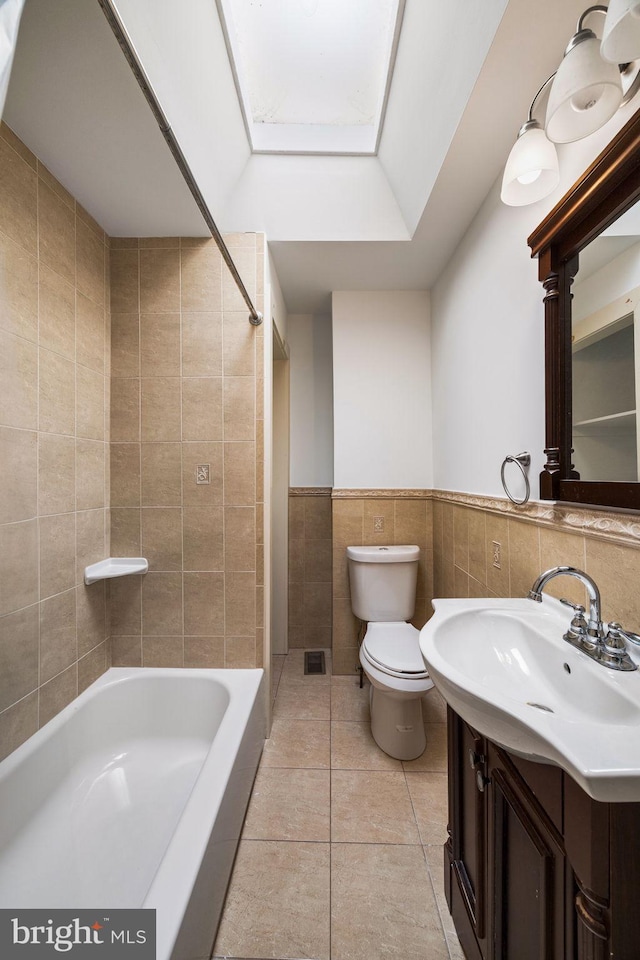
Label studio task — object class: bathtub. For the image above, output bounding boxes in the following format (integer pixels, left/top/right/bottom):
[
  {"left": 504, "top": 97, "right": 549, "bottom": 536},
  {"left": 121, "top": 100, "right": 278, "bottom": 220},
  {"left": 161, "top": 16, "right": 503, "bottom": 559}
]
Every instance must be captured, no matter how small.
[{"left": 0, "top": 667, "right": 265, "bottom": 960}]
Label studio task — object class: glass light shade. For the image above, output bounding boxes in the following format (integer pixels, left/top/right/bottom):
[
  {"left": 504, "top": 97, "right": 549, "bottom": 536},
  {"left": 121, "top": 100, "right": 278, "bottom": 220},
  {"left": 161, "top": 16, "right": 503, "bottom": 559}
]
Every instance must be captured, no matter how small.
[
  {"left": 601, "top": 0, "right": 640, "bottom": 63},
  {"left": 546, "top": 34, "right": 623, "bottom": 143},
  {"left": 501, "top": 122, "right": 560, "bottom": 206}
]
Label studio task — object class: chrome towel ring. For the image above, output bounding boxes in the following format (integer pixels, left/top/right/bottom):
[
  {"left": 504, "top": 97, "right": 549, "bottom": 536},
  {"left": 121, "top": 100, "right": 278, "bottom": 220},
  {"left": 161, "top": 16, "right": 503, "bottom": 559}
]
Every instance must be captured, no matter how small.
[{"left": 501, "top": 452, "right": 531, "bottom": 505}]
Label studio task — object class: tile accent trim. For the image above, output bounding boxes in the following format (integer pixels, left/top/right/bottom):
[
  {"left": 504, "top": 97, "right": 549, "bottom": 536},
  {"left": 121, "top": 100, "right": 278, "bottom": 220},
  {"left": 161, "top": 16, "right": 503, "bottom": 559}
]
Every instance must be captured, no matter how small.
[
  {"left": 332, "top": 489, "right": 431, "bottom": 499},
  {"left": 432, "top": 489, "right": 640, "bottom": 549},
  {"left": 332, "top": 487, "right": 640, "bottom": 546},
  {"left": 289, "top": 487, "right": 332, "bottom": 497}
]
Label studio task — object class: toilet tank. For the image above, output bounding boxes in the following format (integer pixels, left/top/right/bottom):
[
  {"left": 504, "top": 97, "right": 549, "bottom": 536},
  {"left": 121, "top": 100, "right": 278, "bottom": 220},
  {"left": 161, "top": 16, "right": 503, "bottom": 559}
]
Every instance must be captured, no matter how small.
[{"left": 346, "top": 545, "right": 420, "bottom": 622}]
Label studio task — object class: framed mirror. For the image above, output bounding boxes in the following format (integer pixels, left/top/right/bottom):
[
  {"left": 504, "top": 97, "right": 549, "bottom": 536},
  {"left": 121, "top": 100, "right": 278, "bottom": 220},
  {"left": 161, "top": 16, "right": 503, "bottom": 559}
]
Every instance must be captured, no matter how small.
[{"left": 529, "top": 106, "right": 640, "bottom": 510}]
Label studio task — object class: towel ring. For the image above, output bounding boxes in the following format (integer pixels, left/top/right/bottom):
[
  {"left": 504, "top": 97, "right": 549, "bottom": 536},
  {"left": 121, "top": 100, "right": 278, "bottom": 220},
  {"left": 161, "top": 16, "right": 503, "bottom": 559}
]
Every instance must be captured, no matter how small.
[{"left": 501, "top": 452, "right": 531, "bottom": 505}]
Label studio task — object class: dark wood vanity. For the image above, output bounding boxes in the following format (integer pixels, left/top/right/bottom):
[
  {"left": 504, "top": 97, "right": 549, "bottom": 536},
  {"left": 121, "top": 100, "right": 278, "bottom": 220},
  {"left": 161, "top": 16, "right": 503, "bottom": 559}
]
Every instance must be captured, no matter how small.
[{"left": 445, "top": 707, "right": 640, "bottom": 960}]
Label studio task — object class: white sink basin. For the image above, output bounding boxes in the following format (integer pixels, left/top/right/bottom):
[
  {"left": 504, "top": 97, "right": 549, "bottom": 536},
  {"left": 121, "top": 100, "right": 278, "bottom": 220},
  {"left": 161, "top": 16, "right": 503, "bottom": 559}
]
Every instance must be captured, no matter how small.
[{"left": 419, "top": 596, "right": 640, "bottom": 802}]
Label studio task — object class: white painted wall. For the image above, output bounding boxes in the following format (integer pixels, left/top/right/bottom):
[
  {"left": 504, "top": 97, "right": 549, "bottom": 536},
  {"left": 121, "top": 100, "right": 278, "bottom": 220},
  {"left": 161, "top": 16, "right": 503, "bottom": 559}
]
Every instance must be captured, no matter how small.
[
  {"left": 378, "top": 0, "right": 508, "bottom": 235},
  {"left": 267, "top": 248, "right": 288, "bottom": 346},
  {"left": 289, "top": 315, "right": 334, "bottom": 488},
  {"left": 332, "top": 291, "right": 432, "bottom": 489},
  {"left": 431, "top": 102, "right": 638, "bottom": 499}
]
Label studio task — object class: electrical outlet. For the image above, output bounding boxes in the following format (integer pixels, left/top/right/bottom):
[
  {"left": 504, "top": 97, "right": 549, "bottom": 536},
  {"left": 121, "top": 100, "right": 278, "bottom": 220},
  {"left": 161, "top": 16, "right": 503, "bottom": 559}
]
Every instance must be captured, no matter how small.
[
  {"left": 492, "top": 540, "right": 501, "bottom": 569},
  {"left": 373, "top": 516, "right": 384, "bottom": 533}
]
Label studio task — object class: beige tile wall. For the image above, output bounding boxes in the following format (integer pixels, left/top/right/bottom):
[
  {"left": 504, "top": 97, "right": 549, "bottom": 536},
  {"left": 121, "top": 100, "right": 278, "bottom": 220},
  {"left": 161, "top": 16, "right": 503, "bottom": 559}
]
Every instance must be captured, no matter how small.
[
  {"left": 109, "top": 234, "right": 265, "bottom": 669},
  {"left": 332, "top": 489, "right": 640, "bottom": 676},
  {"left": 0, "top": 124, "right": 111, "bottom": 759},
  {"left": 332, "top": 495, "right": 433, "bottom": 675},
  {"left": 288, "top": 489, "right": 332, "bottom": 649},
  {"left": 432, "top": 496, "right": 640, "bottom": 626}
]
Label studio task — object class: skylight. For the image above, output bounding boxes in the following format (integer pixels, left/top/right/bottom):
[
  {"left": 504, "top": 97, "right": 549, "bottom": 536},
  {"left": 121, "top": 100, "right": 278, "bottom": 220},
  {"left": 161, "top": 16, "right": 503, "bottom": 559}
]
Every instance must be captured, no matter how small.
[{"left": 217, "top": 0, "right": 405, "bottom": 155}]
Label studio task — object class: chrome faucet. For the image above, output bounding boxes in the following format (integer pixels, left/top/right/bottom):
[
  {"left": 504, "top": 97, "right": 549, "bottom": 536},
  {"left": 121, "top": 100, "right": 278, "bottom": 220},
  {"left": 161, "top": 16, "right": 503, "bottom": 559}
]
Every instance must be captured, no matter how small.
[
  {"left": 528, "top": 565, "right": 604, "bottom": 638},
  {"left": 528, "top": 565, "right": 638, "bottom": 672}
]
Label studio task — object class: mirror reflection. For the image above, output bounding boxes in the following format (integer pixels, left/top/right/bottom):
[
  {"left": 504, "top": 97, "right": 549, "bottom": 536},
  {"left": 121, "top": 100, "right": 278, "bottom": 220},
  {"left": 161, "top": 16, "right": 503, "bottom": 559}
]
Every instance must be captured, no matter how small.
[{"left": 572, "top": 199, "right": 640, "bottom": 482}]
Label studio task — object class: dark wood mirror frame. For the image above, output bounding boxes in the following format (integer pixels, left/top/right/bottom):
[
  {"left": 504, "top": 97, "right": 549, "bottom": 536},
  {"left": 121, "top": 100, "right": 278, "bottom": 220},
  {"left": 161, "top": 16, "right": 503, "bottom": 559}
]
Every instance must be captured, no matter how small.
[{"left": 529, "top": 107, "right": 640, "bottom": 510}]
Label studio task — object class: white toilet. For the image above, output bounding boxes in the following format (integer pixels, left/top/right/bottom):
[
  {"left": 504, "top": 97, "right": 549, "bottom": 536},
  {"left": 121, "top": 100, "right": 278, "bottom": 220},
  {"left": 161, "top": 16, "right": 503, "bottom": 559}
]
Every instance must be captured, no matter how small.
[{"left": 347, "top": 544, "right": 434, "bottom": 761}]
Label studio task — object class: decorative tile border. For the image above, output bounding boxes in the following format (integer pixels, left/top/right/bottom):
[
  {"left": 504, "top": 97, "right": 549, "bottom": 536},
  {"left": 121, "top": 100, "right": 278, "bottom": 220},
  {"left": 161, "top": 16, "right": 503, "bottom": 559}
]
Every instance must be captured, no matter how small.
[
  {"left": 432, "top": 489, "right": 640, "bottom": 549},
  {"left": 313, "top": 486, "right": 640, "bottom": 546},
  {"left": 331, "top": 489, "right": 431, "bottom": 499}
]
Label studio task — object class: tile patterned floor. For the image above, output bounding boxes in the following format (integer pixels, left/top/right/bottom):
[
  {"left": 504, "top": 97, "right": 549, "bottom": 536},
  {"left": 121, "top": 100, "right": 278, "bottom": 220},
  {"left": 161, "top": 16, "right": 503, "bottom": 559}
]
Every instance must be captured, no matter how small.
[{"left": 213, "top": 650, "right": 463, "bottom": 960}]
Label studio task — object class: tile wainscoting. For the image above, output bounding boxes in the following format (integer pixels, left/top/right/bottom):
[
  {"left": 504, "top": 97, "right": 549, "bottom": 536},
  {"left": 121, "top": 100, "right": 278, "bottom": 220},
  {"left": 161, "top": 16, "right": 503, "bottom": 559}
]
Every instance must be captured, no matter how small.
[
  {"left": 330, "top": 488, "right": 640, "bottom": 675},
  {"left": 288, "top": 488, "right": 333, "bottom": 649},
  {"left": 433, "top": 490, "right": 640, "bottom": 628},
  {"left": 332, "top": 490, "right": 433, "bottom": 676}
]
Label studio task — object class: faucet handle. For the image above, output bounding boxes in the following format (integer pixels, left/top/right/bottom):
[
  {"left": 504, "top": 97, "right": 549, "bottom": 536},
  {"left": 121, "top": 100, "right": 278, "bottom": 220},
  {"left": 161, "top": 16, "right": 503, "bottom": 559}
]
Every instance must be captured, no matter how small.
[
  {"left": 604, "top": 622, "right": 627, "bottom": 651},
  {"left": 607, "top": 623, "right": 640, "bottom": 647},
  {"left": 560, "top": 599, "right": 588, "bottom": 645},
  {"left": 560, "top": 598, "right": 585, "bottom": 614},
  {"left": 600, "top": 623, "right": 639, "bottom": 670},
  {"left": 560, "top": 599, "right": 587, "bottom": 626}
]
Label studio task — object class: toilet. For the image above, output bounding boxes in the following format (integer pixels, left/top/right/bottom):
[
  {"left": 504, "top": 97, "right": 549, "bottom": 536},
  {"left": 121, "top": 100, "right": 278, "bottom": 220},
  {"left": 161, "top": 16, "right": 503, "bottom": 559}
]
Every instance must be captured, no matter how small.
[{"left": 347, "top": 544, "right": 434, "bottom": 761}]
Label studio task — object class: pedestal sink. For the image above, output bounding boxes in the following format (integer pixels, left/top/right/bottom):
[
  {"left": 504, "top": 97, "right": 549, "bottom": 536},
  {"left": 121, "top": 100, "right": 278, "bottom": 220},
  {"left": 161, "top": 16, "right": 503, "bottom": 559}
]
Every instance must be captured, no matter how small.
[{"left": 419, "top": 595, "right": 640, "bottom": 801}]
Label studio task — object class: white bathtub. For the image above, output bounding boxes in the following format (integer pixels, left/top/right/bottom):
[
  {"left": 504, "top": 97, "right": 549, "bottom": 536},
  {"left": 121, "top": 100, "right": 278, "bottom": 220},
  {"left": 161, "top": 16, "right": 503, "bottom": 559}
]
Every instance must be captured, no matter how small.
[{"left": 0, "top": 667, "right": 265, "bottom": 960}]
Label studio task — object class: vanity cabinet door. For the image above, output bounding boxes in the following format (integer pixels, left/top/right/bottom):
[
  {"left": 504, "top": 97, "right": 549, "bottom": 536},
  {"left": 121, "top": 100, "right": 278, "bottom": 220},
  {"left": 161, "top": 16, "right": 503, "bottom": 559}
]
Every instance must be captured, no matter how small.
[
  {"left": 487, "top": 744, "right": 568, "bottom": 960},
  {"left": 446, "top": 708, "right": 488, "bottom": 960}
]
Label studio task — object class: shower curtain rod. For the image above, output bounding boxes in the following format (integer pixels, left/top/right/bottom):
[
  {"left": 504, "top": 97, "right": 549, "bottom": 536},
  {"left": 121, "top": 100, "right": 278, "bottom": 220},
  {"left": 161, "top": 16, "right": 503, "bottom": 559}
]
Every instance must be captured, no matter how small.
[{"left": 97, "top": 0, "right": 263, "bottom": 326}]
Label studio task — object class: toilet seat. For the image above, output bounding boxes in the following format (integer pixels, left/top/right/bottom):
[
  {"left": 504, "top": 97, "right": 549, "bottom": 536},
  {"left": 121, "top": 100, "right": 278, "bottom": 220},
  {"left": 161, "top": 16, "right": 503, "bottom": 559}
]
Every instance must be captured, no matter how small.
[{"left": 361, "top": 622, "right": 430, "bottom": 680}]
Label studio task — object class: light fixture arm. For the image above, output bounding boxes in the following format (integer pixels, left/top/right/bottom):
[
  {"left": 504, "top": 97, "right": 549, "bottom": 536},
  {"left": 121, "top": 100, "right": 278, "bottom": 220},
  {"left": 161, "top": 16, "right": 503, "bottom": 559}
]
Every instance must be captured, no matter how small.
[
  {"left": 527, "top": 74, "right": 556, "bottom": 124},
  {"left": 564, "top": 5, "right": 609, "bottom": 56},
  {"left": 577, "top": 4, "right": 609, "bottom": 33}
]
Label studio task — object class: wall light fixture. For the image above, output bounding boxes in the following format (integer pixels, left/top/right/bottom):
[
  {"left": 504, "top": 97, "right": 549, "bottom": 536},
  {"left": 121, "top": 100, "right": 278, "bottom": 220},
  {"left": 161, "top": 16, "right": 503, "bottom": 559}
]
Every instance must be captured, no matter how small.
[
  {"left": 501, "top": 4, "right": 640, "bottom": 206},
  {"left": 501, "top": 77, "right": 560, "bottom": 207}
]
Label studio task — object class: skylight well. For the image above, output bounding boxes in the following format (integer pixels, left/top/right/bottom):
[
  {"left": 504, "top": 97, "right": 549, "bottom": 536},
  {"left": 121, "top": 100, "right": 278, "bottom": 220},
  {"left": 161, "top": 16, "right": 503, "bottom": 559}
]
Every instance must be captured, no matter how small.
[{"left": 217, "top": 0, "right": 405, "bottom": 155}]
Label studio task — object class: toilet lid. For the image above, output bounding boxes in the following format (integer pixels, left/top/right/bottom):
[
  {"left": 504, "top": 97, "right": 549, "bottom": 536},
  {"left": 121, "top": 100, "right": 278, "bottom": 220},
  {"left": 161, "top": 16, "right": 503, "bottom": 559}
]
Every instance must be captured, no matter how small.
[{"left": 362, "top": 622, "right": 429, "bottom": 678}]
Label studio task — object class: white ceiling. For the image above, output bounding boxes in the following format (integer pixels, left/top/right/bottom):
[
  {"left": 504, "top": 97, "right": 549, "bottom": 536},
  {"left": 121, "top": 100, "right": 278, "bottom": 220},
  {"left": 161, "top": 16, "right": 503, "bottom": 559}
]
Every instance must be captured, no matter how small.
[
  {"left": 3, "top": 0, "right": 208, "bottom": 238},
  {"left": 4, "top": 0, "right": 592, "bottom": 313}
]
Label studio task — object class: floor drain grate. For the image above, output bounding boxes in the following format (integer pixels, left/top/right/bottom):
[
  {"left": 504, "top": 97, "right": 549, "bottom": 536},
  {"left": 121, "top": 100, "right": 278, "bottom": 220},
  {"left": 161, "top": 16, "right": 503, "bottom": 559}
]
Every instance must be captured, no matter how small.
[{"left": 304, "top": 651, "right": 326, "bottom": 675}]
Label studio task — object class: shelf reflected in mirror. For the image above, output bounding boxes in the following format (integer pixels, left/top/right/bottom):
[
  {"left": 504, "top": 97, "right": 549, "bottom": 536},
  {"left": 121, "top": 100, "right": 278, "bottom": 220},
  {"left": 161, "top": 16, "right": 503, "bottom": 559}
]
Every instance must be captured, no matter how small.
[{"left": 572, "top": 203, "right": 640, "bottom": 482}]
